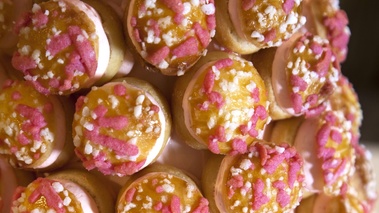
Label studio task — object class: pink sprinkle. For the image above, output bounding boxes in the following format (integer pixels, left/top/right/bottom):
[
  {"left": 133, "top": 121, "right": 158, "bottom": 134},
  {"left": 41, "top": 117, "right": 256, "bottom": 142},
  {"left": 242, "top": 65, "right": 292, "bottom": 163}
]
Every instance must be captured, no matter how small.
[
  {"left": 194, "top": 22, "right": 211, "bottom": 47},
  {"left": 322, "top": 158, "right": 341, "bottom": 170},
  {"left": 305, "top": 102, "right": 327, "bottom": 118},
  {"left": 75, "top": 96, "right": 86, "bottom": 112},
  {"left": 28, "top": 178, "right": 65, "bottom": 213},
  {"left": 11, "top": 91, "right": 22, "bottom": 100},
  {"left": 214, "top": 125, "right": 226, "bottom": 142},
  {"left": 148, "top": 46, "right": 170, "bottom": 66},
  {"left": 34, "top": 152, "right": 41, "bottom": 160},
  {"left": 154, "top": 202, "right": 163, "bottom": 211},
  {"left": 32, "top": 10, "right": 48, "bottom": 28},
  {"left": 94, "top": 105, "right": 108, "bottom": 118},
  {"left": 133, "top": 29, "right": 142, "bottom": 43},
  {"left": 305, "top": 94, "right": 319, "bottom": 106},
  {"left": 252, "top": 179, "right": 270, "bottom": 210},
  {"left": 316, "top": 124, "right": 331, "bottom": 147},
  {"left": 318, "top": 147, "right": 336, "bottom": 159},
  {"left": 156, "top": 185, "right": 164, "bottom": 193},
  {"left": 17, "top": 134, "right": 30, "bottom": 145},
  {"left": 256, "top": 143, "right": 268, "bottom": 166},
  {"left": 207, "top": 91, "right": 225, "bottom": 109},
  {"left": 130, "top": 16, "right": 137, "bottom": 27},
  {"left": 174, "top": 13, "right": 184, "bottom": 25},
  {"left": 239, "top": 124, "right": 249, "bottom": 135},
  {"left": 113, "top": 160, "right": 146, "bottom": 176},
  {"left": 264, "top": 153, "right": 286, "bottom": 174},
  {"left": 170, "top": 195, "right": 181, "bottom": 213},
  {"left": 315, "top": 48, "right": 332, "bottom": 78},
  {"left": 291, "top": 92, "right": 303, "bottom": 114},
  {"left": 202, "top": 69, "right": 215, "bottom": 94},
  {"left": 288, "top": 158, "right": 302, "bottom": 188},
  {"left": 114, "top": 84, "right": 127, "bottom": 96},
  {"left": 227, "top": 175, "right": 244, "bottom": 191},
  {"left": 68, "top": 26, "right": 97, "bottom": 77},
  {"left": 282, "top": 0, "right": 295, "bottom": 14},
  {"left": 290, "top": 75, "right": 308, "bottom": 92},
  {"left": 214, "top": 58, "right": 233, "bottom": 70},
  {"left": 97, "top": 116, "right": 128, "bottom": 130},
  {"left": 208, "top": 139, "right": 220, "bottom": 154},
  {"left": 13, "top": 12, "right": 32, "bottom": 34},
  {"left": 230, "top": 138, "right": 247, "bottom": 155},
  {"left": 273, "top": 180, "right": 286, "bottom": 189},
  {"left": 206, "top": 15, "right": 216, "bottom": 30},
  {"left": 46, "top": 33, "right": 72, "bottom": 57},
  {"left": 125, "top": 188, "right": 136, "bottom": 202},
  {"left": 64, "top": 51, "right": 86, "bottom": 89},
  {"left": 242, "top": 0, "right": 256, "bottom": 11},
  {"left": 255, "top": 105, "right": 268, "bottom": 120},
  {"left": 251, "top": 87, "right": 260, "bottom": 102},
  {"left": 276, "top": 189, "right": 291, "bottom": 207},
  {"left": 85, "top": 129, "right": 139, "bottom": 156},
  {"left": 331, "top": 130, "right": 342, "bottom": 144},
  {"left": 310, "top": 42, "right": 323, "bottom": 55},
  {"left": 192, "top": 198, "right": 210, "bottom": 213},
  {"left": 172, "top": 37, "right": 199, "bottom": 58},
  {"left": 161, "top": 0, "right": 184, "bottom": 14},
  {"left": 12, "top": 53, "right": 37, "bottom": 72},
  {"left": 325, "top": 111, "right": 337, "bottom": 124},
  {"left": 264, "top": 28, "right": 276, "bottom": 42},
  {"left": 148, "top": 19, "right": 161, "bottom": 37}
]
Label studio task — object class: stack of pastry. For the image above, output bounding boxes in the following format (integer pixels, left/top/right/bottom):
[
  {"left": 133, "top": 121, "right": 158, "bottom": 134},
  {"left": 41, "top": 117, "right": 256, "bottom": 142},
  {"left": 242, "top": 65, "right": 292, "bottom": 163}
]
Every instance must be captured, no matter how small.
[{"left": 0, "top": 0, "right": 376, "bottom": 212}]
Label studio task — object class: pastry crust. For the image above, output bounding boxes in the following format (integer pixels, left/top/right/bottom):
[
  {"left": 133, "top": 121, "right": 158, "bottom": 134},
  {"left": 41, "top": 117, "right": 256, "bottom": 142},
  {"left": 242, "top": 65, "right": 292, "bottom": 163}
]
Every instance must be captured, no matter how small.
[
  {"left": 172, "top": 51, "right": 270, "bottom": 155},
  {"left": 0, "top": 80, "right": 74, "bottom": 171},
  {"left": 124, "top": 0, "right": 216, "bottom": 76},
  {"left": 215, "top": 0, "right": 306, "bottom": 54},
  {"left": 203, "top": 140, "right": 305, "bottom": 213},
  {"left": 116, "top": 163, "right": 209, "bottom": 212},
  {"left": 73, "top": 77, "right": 171, "bottom": 176}
]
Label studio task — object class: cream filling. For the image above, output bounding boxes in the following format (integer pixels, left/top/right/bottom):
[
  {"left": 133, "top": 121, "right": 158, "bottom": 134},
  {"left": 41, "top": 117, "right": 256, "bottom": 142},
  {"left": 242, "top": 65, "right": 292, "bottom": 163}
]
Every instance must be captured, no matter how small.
[
  {"left": 0, "top": 0, "right": 33, "bottom": 49},
  {"left": 293, "top": 118, "right": 323, "bottom": 193},
  {"left": 65, "top": 0, "right": 110, "bottom": 87},
  {"left": 55, "top": 179, "right": 99, "bottom": 213},
  {"left": 0, "top": 157, "right": 18, "bottom": 213},
  {"left": 33, "top": 96, "right": 66, "bottom": 169},
  {"left": 228, "top": 0, "right": 246, "bottom": 40},
  {"left": 272, "top": 33, "right": 303, "bottom": 115}
]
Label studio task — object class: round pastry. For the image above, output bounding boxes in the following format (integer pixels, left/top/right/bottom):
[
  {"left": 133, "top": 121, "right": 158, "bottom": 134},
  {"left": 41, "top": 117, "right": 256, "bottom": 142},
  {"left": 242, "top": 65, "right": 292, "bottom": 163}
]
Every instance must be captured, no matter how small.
[
  {"left": 0, "top": 80, "right": 74, "bottom": 171},
  {"left": 0, "top": 157, "right": 34, "bottom": 213},
  {"left": 11, "top": 169, "right": 115, "bottom": 213},
  {"left": 116, "top": 163, "right": 209, "bottom": 213},
  {"left": 215, "top": 0, "right": 306, "bottom": 54},
  {"left": 296, "top": 145, "right": 377, "bottom": 213},
  {"left": 72, "top": 77, "right": 171, "bottom": 176},
  {"left": 172, "top": 51, "right": 270, "bottom": 155},
  {"left": 124, "top": 0, "right": 216, "bottom": 76},
  {"left": 251, "top": 32, "right": 340, "bottom": 120},
  {"left": 11, "top": 0, "right": 131, "bottom": 95},
  {"left": 270, "top": 76, "right": 361, "bottom": 196},
  {"left": 202, "top": 140, "right": 305, "bottom": 213},
  {"left": 0, "top": 0, "right": 33, "bottom": 55},
  {"left": 302, "top": 0, "right": 350, "bottom": 62}
]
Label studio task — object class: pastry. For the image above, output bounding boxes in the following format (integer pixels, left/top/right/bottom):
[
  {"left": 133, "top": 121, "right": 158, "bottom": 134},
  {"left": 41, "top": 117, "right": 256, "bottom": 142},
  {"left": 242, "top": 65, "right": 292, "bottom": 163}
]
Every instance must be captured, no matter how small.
[
  {"left": 296, "top": 145, "right": 377, "bottom": 213},
  {"left": 0, "top": 157, "right": 34, "bottom": 213},
  {"left": 72, "top": 77, "right": 171, "bottom": 176},
  {"left": 0, "top": 80, "right": 74, "bottom": 171},
  {"left": 202, "top": 140, "right": 305, "bottom": 212},
  {"left": 215, "top": 0, "right": 306, "bottom": 54},
  {"left": 270, "top": 76, "right": 361, "bottom": 196},
  {"left": 172, "top": 51, "right": 270, "bottom": 155},
  {"left": 251, "top": 32, "right": 340, "bottom": 120},
  {"left": 302, "top": 0, "right": 350, "bottom": 62},
  {"left": 11, "top": 169, "right": 115, "bottom": 213},
  {"left": 124, "top": 0, "right": 216, "bottom": 76},
  {"left": 11, "top": 0, "right": 132, "bottom": 95},
  {"left": 116, "top": 163, "right": 209, "bottom": 212},
  {"left": 0, "top": 0, "right": 33, "bottom": 55},
  {"left": 0, "top": 60, "right": 9, "bottom": 89}
]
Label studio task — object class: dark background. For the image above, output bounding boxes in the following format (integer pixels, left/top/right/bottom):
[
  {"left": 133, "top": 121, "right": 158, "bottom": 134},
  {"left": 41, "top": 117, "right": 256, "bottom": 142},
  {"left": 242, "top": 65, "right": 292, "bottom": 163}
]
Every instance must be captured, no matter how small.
[{"left": 340, "top": 1, "right": 379, "bottom": 143}]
